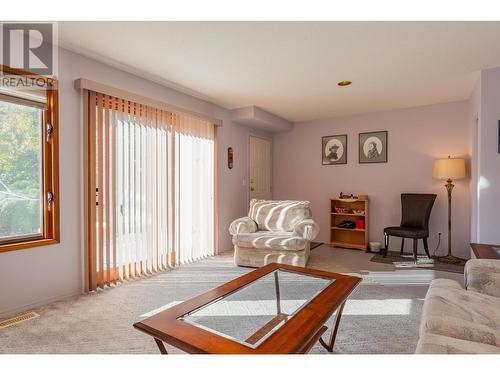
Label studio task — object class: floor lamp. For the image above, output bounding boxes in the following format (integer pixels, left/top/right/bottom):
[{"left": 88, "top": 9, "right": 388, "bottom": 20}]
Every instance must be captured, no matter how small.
[{"left": 433, "top": 156, "right": 466, "bottom": 264}]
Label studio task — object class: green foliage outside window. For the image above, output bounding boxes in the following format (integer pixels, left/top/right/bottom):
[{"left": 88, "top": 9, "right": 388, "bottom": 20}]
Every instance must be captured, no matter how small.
[{"left": 0, "top": 101, "right": 42, "bottom": 238}]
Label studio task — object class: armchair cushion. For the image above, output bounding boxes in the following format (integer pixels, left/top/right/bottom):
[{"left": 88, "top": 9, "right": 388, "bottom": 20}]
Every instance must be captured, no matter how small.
[
  {"left": 229, "top": 217, "right": 257, "bottom": 235},
  {"left": 293, "top": 219, "right": 320, "bottom": 241},
  {"left": 465, "top": 259, "right": 500, "bottom": 299},
  {"left": 232, "top": 231, "right": 307, "bottom": 251},
  {"left": 248, "top": 199, "right": 311, "bottom": 232}
]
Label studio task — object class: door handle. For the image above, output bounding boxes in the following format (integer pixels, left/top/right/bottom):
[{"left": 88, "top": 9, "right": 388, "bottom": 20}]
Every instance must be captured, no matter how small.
[{"left": 250, "top": 188, "right": 255, "bottom": 191}]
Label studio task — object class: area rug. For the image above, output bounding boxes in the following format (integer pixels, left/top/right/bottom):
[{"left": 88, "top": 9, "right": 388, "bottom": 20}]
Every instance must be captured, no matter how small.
[{"left": 370, "top": 251, "right": 465, "bottom": 274}]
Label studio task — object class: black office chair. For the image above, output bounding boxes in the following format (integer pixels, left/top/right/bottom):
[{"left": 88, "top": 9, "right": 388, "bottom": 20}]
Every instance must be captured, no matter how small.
[{"left": 383, "top": 193, "right": 437, "bottom": 263}]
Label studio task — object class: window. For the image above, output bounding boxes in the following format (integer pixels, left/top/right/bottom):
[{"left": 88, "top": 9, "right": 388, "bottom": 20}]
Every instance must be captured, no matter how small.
[{"left": 0, "top": 65, "right": 59, "bottom": 252}]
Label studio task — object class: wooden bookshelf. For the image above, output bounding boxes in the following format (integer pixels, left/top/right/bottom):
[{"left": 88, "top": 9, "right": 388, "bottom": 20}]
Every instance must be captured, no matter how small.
[{"left": 330, "top": 196, "right": 369, "bottom": 251}]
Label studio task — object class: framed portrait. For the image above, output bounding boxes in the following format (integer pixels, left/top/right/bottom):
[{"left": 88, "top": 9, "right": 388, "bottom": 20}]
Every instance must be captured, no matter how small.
[
  {"left": 359, "top": 131, "right": 388, "bottom": 163},
  {"left": 322, "top": 134, "right": 347, "bottom": 165}
]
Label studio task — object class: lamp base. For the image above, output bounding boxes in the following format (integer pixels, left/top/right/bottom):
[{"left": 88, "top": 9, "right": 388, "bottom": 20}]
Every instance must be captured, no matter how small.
[{"left": 435, "top": 254, "right": 466, "bottom": 265}]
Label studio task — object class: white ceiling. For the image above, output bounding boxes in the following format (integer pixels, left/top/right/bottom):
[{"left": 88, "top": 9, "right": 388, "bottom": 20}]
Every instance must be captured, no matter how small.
[{"left": 59, "top": 22, "right": 500, "bottom": 122}]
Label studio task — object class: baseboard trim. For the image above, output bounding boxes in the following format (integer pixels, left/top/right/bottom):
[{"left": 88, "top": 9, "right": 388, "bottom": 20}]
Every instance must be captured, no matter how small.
[{"left": 0, "top": 290, "right": 82, "bottom": 319}]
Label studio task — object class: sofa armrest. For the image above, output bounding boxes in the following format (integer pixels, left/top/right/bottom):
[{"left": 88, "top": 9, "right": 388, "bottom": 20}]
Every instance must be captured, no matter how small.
[
  {"left": 293, "top": 219, "right": 320, "bottom": 241},
  {"left": 465, "top": 259, "right": 500, "bottom": 298},
  {"left": 229, "top": 217, "right": 257, "bottom": 235}
]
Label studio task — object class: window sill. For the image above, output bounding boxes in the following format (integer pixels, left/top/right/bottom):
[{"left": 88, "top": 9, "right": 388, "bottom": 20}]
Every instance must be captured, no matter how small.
[{"left": 0, "top": 238, "right": 60, "bottom": 253}]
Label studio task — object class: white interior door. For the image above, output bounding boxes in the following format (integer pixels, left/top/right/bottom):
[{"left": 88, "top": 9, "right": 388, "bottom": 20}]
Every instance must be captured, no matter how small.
[{"left": 249, "top": 135, "right": 272, "bottom": 201}]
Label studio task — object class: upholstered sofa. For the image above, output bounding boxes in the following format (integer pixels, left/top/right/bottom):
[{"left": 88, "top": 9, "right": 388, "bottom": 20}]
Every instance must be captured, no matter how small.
[
  {"left": 229, "top": 199, "right": 320, "bottom": 267},
  {"left": 416, "top": 259, "right": 500, "bottom": 354}
]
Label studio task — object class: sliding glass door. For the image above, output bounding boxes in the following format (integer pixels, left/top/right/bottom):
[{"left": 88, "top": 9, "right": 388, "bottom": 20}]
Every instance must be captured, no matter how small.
[{"left": 85, "top": 91, "right": 216, "bottom": 291}]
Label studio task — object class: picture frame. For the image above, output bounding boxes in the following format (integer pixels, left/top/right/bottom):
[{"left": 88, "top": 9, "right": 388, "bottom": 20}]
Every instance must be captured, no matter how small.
[
  {"left": 322, "top": 134, "right": 347, "bottom": 165},
  {"left": 359, "top": 131, "right": 388, "bottom": 163}
]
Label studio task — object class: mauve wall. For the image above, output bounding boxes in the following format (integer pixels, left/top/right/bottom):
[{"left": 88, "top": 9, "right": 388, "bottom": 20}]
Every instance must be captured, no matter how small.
[
  {"left": 0, "top": 48, "right": 257, "bottom": 317},
  {"left": 273, "top": 101, "right": 472, "bottom": 258}
]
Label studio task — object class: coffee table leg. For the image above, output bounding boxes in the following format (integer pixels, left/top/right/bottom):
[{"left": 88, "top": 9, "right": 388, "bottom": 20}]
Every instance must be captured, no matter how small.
[
  {"left": 319, "top": 301, "right": 346, "bottom": 353},
  {"left": 154, "top": 338, "right": 169, "bottom": 354},
  {"left": 274, "top": 271, "right": 281, "bottom": 314}
]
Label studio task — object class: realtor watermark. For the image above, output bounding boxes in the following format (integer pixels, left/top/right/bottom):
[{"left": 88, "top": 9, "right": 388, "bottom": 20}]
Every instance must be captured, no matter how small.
[
  {"left": 0, "top": 22, "right": 58, "bottom": 90},
  {"left": 0, "top": 74, "right": 57, "bottom": 90}
]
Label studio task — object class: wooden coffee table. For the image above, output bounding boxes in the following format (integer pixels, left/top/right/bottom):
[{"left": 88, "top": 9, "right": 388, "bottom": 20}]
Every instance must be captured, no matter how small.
[{"left": 133, "top": 263, "right": 361, "bottom": 354}]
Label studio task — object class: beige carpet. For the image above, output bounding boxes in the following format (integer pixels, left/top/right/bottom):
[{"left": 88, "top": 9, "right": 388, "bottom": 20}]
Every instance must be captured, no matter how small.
[{"left": 0, "top": 245, "right": 462, "bottom": 354}]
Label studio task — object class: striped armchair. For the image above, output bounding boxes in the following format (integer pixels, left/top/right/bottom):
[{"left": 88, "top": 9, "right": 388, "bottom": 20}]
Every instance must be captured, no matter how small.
[{"left": 229, "top": 199, "right": 319, "bottom": 267}]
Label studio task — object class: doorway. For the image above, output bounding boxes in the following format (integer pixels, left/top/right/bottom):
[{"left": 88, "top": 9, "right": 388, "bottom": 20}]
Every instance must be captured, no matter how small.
[{"left": 249, "top": 135, "right": 272, "bottom": 201}]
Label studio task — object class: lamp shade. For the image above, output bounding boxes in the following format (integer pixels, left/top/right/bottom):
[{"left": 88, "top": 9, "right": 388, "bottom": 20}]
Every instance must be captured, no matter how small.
[{"left": 433, "top": 157, "right": 466, "bottom": 180}]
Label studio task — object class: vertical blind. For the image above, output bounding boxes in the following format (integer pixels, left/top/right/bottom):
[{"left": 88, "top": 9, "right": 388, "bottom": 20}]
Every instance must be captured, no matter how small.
[{"left": 86, "top": 91, "right": 216, "bottom": 291}]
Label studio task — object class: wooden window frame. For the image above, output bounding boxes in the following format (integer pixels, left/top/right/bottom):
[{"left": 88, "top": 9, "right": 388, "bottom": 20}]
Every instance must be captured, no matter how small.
[{"left": 0, "top": 65, "right": 60, "bottom": 253}]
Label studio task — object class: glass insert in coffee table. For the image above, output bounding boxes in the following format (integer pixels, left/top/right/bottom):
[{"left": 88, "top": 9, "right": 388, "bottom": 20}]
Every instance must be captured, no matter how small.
[{"left": 178, "top": 269, "right": 334, "bottom": 348}]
